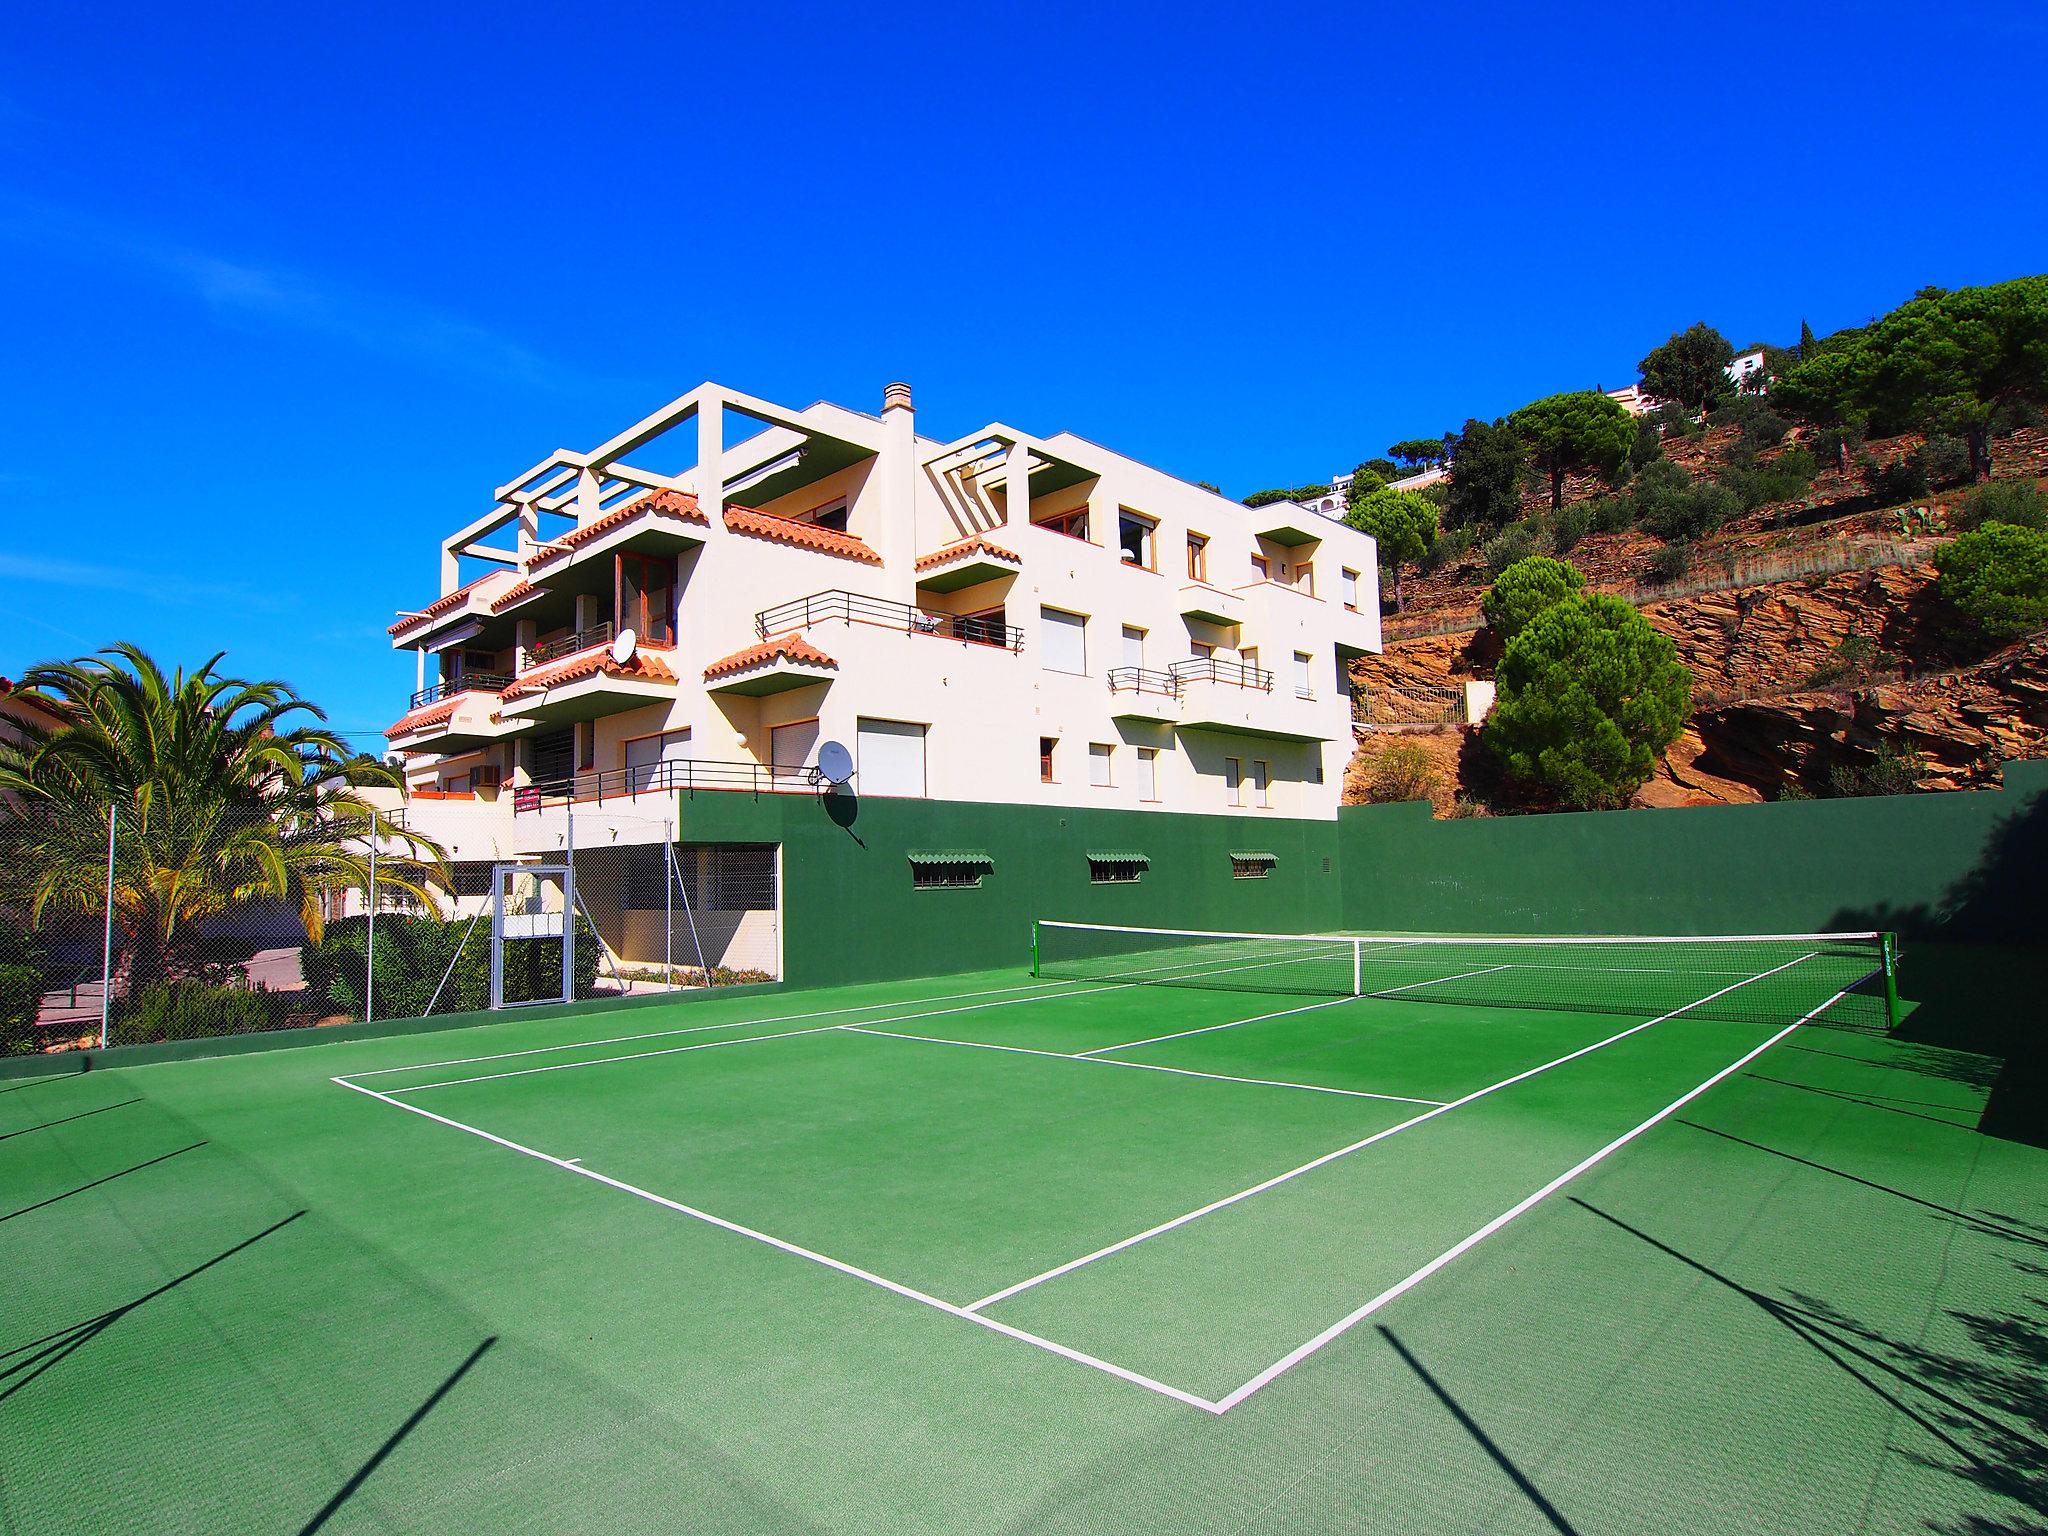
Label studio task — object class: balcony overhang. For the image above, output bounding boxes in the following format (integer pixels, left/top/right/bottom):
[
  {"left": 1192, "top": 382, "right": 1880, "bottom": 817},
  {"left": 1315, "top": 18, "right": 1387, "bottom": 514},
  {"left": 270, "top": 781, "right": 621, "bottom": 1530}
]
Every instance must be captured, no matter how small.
[
  {"left": 525, "top": 489, "right": 710, "bottom": 586},
  {"left": 703, "top": 633, "right": 838, "bottom": 697},
  {"left": 913, "top": 535, "right": 1023, "bottom": 594},
  {"left": 496, "top": 647, "right": 679, "bottom": 725},
  {"left": 1174, "top": 678, "right": 1342, "bottom": 743},
  {"left": 1253, "top": 508, "right": 1327, "bottom": 547},
  {"left": 389, "top": 570, "right": 527, "bottom": 651},
  {"left": 1178, "top": 582, "right": 1246, "bottom": 627},
  {"left": 385, "top": 688, "right": 529, "bottom": 752}
]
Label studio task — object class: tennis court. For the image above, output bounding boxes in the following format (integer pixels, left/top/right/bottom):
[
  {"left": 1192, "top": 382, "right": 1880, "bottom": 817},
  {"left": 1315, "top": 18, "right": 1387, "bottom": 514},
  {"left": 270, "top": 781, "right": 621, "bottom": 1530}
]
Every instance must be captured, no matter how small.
[{"left": 5, "top": 922, "right": 2043, "bottom": 1533}]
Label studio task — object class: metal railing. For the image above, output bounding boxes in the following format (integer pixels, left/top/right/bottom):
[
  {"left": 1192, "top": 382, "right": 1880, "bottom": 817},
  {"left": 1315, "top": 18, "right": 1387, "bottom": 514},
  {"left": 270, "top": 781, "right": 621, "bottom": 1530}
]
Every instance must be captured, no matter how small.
[
  {"left": 1353, "top": 682, "right": 1467, "bottom": 727},
  {"left": 526, "top": 622, "right": 615, "bottom": 668},
  {"left": 513, "top": 756, "right": 815, "bottom": 813},
  {"left": 1169, "top": 656, "right": 1274, "bottom": 692},
  {"left": 408, "top": 673, "right": 512, "bottom": 710},
  {"left": 754, "top": 591, "right": 1025, "bottom": 652},
  {"left": 1106, "top": 666, "right": 1181, "bottom": 697}
]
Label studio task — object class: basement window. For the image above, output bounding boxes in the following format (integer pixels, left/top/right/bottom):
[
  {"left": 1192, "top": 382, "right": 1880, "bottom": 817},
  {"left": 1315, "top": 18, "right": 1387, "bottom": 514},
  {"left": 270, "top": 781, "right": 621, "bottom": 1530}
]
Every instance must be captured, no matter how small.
[
  {"left": 1087, "top": 851, "right": 1149, "bottom": 884},
  {"left": 910, "top": 852, "right": 992, "bottom": 890},
  {"left": 1230, "top": 851, "right": 1278, "bottom": 880}
]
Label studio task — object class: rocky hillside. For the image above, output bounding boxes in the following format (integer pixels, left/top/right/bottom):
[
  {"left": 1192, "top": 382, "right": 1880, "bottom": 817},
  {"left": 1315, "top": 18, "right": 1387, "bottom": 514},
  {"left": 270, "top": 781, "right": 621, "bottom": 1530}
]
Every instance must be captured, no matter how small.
[{"left": 1347, "top": 426, "right": 2048, "bottom": 813}]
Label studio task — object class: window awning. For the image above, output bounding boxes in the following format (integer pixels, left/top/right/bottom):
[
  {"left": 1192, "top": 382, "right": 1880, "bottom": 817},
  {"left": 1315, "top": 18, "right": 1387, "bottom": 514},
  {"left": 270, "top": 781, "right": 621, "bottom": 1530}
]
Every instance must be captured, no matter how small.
[
  {"left": 1229, "top": 850, "right": 1278, "bottom": 862},
  {"left": 906, "top": 850, "right": 992, "bottom": 866},
  {"left": 1086, "top": 850, "right": 1150, "bottom": 866}
]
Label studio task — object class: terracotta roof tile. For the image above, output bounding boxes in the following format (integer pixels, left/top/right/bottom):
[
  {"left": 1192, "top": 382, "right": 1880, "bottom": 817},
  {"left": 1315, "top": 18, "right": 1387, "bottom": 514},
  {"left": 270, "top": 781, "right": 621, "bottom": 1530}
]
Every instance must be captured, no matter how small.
[
  {"left": 388, "top": 574, "right": 501, "bottom": 636},
  {"left": 914, "top": 534, "right": 1023, "bottom": 572},
  {"left": 499, "top": 646, "right": 677, "bottom": 701},
  {"left": 489, "top": 580, "right": 539, "bottom": 613},
  {"left": 383, "top": 697, "right": 464, "bottom": 738},
  {"left": 526, "top": 488, "right": 706, "bottom": 572},
  {"left": 723, "top": 505, "right": 882, "bottom": 564},
  {"left": 702, "top": 632, "right": 839, "bottom": 682}
]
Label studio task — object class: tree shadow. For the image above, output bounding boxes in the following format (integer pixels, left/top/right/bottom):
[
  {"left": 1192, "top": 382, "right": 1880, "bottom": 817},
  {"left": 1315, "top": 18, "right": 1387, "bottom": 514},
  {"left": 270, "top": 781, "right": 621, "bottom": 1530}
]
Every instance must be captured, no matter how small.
[
  {"left": 0, "top": 1141, "right": 205, "bottom": 1224},
  {"left": 1571, "top": 1198, "right": 2048, "bottom": 1534},
  {"left": 0, "top": 1211, "right": 303, "bottom": 1404},
  {"left": 1739, "top": 1073, "right": 1984, "bottom": 1130},
  {"left": 297, "top": 1335, "right": 496, "bottom": 1535},
  {"left": 0, "top": 1097, "right": 141, "bottom": 1142},
  {"left": 1377, "top": 1326, "right": 1582, "bottom": 1534}
]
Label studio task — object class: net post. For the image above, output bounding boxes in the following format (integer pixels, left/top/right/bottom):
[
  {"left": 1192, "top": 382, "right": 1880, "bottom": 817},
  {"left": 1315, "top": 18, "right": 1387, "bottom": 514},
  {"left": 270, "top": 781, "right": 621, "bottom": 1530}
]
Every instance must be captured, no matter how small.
[
  {"left": 1030, "top": 920, "right": 1040, "bottom": 978},
  {"left": 1882, "top": 932, "right": 1900, "bottom": 1031},
  {"left": 1352, "top": 937, "right": 1362, "bottom": 997}
]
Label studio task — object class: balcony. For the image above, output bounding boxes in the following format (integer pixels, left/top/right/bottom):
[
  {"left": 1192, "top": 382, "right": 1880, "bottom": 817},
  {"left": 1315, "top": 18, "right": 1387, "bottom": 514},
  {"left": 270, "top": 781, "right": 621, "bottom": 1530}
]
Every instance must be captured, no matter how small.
[
  {"left": 1169, "top": 656, "right": 1339, "bottom": 743},
  {"left": 512, "top": 757, "right": 814, "bottom": 813},
  {"left": 754, "top": 590, "right": 1024, "bottom": 652},
  {"left": 496, "top": 645, "right": 679, "bottom": 726},
  {"left": 1106, "top": 666, "right": 1182, "bottom": 724},
  {"left": 1169, "top": 657, "right": 1274, "bottom": 692},
  {"left": 1250, "top": 508, "right": 1327, "bottom": 547},
  {"left": 1177, "top": 582, "right": 1246, "bottom": 628},
  {"left": 408, "top": 673, "right": 513, "bottom": 711},
  {"left": 913, "top": 534, "right": 1023, "bottom": 593},
  {"left": 525, "top": 622, "right": 615, "bottom": 669}
]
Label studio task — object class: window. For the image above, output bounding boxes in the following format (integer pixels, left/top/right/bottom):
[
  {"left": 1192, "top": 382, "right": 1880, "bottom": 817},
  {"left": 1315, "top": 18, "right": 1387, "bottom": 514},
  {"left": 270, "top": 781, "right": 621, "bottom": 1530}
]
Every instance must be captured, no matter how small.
[
  {"left": 1293, "top": 651, "right": 1314, "bottom": 699},
  {"left": 809, "top": 500, "right": 850, "bottom": 532},
  {"left": 856, "top": 718, "right": 927, "bottom": 797},
  {"left": 1040, "top": 736, "right": 1057, "bottom": 783},
  {"left": 1296, "top": 563, "right": 1313, "bottom": 597},
  {"left": 1041, "top": 606, "right": 1087, "bottom": 674},
  {"left": 769, "top": 720, "right": 816, "bottom": 777},
  {"left": 956, "top": 605, "right": 1010, "bottom": 647},
  {"left": 910, "top": 853, "right": 990, "bottom": 890},
  {"left": 1121, "top": 625, "right": 1145, "bottom": 669},
  {"left": 449, "top": 861, "right": 494, "bottom": 897},
  {"left": 1225, "top": 756, "right": 1243, "bottom": 806},
  {"left": 441, "top": 772, "right": 471, "bottom": 794},
  {"left": 1035, "top": 507, "right": 1089, "bottom": 541},
  {"left": 1341, "top": 567, "right": 1360, "bottom": 612},
  {"left": 1250, "top": 555, "right": 1269, "bottom": 580},
  {"left": 1191, "top": 640, "right": 1215, "bottom": 660},
  {"left": 1137, "top": 746, "right": 1159, "bottom": 801},
  {"left": 1186, "top": 533, "right": 1209, "bottom": 581},
  {"left": 1231, "top": 852, "right": 1277, "bottom": 879},
  {"left": 1253, "top": 759, "right": 1271, "bottom": 807},
  {"left": 1118, "top": 509, "right": 1156, "bottom": 568},
  {"left": 617, "top": 552, "right": 675, "bottom": 646},
  {"left": 1087, "top": 854, "right": 1147, "bottom": 884},
  {"left": 577, "top": 721, "right": 595, "bottom": 771},
  {"left": 625, "top": 728, "right": 691, "bottom": 791},
  {"left": 1241, "top": 645, "right": 1259, "bottom": 675},
  {"left": 1089, "top": 743, "right": 1113, "bottom": 787},
  {"left": 1307, "top": 748, "right": 1323, "bottom": 785}
]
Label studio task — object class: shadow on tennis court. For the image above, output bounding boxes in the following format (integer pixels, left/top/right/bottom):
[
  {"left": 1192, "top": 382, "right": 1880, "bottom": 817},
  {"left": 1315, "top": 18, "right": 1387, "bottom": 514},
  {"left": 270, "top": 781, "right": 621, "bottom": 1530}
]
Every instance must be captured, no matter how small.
[
  {"left": 0, "top": 1140, "right": 207, "bottom": 1224},
  {"left": 1571, "top": 1199, "right": 2048, "bottom": 1531},
  {"left": 1377, "top": 1327, "right": 1583, "bottom": 1536}
]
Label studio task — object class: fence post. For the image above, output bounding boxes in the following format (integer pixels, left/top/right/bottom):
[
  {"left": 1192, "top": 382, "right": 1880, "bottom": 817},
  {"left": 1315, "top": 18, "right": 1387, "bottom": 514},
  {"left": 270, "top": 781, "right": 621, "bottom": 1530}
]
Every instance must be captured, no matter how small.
[
  {"left": 365, "top": 833, "right": 377, "bottom": 1024},
  {"left": 100, "top": 804, "right": 116, "bottom": 1050}
]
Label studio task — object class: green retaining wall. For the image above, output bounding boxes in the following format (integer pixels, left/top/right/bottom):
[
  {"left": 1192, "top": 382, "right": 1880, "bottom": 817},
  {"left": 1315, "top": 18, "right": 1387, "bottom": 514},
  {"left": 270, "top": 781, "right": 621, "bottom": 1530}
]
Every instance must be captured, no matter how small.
[
  {"left": 1338, "top": 758, "right": 2048, "bottom": 943},
  {"left": 675, "top": 789, "right": 1346, "bottom": 988}
]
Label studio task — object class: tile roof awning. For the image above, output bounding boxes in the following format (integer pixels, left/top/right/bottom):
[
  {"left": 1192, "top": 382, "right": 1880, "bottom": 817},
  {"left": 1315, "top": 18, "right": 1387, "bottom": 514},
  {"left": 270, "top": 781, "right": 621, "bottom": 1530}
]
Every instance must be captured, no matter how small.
[
  {"left": 723, "top": 505, "right": 882, "bottom": 564},
  {"left": 495, "top": 647, "right": 678, "bottom": 724},
  {"left": 702, "top": 632, "right": 838, "bottom": 696},
  {"left": 1085, "top": 850, "right": 1150, "bottom": 866},
  {"left": 913, "top": 534, "right": 1023, "bottom": 592},
  {"left": 1229, "top": 850, "right": 1277, "bottom": 862},
  {"left": 905, "top": 850, "right": 992, "bottom": 866},
  {"left": 526, "top": 488, "right": 709, "bottom": 577}
]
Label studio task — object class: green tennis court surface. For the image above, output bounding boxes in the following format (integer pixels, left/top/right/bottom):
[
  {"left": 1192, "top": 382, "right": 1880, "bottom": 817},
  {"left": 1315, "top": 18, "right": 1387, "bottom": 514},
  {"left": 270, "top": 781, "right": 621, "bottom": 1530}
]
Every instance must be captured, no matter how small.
[{"left": 5, "top": 935, "right": 2044, "bottom": 1533}]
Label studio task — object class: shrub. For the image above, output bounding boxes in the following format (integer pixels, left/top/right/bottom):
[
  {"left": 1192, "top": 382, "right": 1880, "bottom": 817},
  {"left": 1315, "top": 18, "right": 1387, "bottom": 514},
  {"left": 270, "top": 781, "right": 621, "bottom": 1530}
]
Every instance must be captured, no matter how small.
[
  {"left": 1959, "top": 479, "right": 2047, "bottom": 530},
  {"left": 1482, "top": 521, "right": 1546, "bottom": 578},
  {"left": 1827, "top": 741, "right": 1927, "bottom": 799},
  {"left": 0, "top": 926, "right": 45, "bottom": 1055},
  {"left": 1638, "top": 464, "right": 1740, "bottom": 538},
  {"left": 1423, "top": 526, "right": 1476, "bottom": 572},
  {"left": 1482, "top": 555, "right": 1585, "bottom": 643},
  {"left": 1933, "top": 522, "right": 2048, "bottom": 641},
  {"left": 1550, "top": 500, "right": 1595, "bottom": 554},
  {"left": 1913, "top": 434, "right": 1974, "bottom": 490},
  {"left": 1586, "top": 494, "right": 1636, "bottom": 533},
  {"left": 303, "top": 912, "right": 602, "bottom": 1020},
  {"left": 112, "top": 981, "right": 281, "bottom": 1047},
  {"left": 1629, "top": 418, "right": 1665, "bottom": 471},
  {"left": 1649, "top": 541, "right": 1692, "bottom": 584},
  {"left": 1797, "top": 634, "right": 1886, "bottom": 690},
  {"left": 1864, "top": 452, "right": 1926, "bottom": 504},
  {"left": 1364, "top": 743, "right": 1438, "bottom": 804},
  {"left": 1483, "top": 593, "right": 1693, "bottom": 809}
]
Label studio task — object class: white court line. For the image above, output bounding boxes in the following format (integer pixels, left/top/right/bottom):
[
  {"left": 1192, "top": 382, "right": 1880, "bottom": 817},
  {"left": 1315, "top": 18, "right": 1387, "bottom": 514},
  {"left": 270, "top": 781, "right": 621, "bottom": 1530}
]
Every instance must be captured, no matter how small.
[
  {"left": 1209, "top": 974, "right": 1871, "bottom": 1412},
  {"left": 379, "top": 1022, "right": 849, "bottom": 1093},
  {"left": 331, "top": 1075, "right": 1224, "bottom": 1414},
  {"left": 1071, "top": 964, "right": 1511, "bottom": 1059},
  {"left": 963, "top": 950, "right": 1821, "bottom": 1313},
  {"left": 342, "top": 977, "right": 1085, "bottom": 1080},
  {"left": 841, "top": 1026, "right": 1447, "bottom": 1107}
]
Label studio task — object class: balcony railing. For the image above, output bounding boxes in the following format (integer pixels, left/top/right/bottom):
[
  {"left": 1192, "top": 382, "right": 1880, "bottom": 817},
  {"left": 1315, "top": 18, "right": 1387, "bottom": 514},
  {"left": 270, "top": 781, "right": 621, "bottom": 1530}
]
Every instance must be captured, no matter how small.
[
  {"left": 1169, "top": 656, "right": 1274, "bottom": 692},
  {"left": 1106, "top": 666, "right": 1181, "bottom": 698},
  {"left": 409, "top": 673, "right": 512, "bottom": 710},
  {"left": 754, "top": 590, "right": 1024, "bottom": 652},
  {"left": 512, "top": 757, "right": 816, "bottom": 813},
  {"left": 525, "top": 622, "right": 615, "bottom": 669}
]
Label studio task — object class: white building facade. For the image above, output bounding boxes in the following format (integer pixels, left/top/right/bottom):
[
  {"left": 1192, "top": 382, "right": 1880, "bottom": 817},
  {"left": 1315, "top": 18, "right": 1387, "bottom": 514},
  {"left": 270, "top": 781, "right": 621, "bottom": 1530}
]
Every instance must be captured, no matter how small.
[{"left": 384, "top": 381, "right": 1382, "bottom": 862}]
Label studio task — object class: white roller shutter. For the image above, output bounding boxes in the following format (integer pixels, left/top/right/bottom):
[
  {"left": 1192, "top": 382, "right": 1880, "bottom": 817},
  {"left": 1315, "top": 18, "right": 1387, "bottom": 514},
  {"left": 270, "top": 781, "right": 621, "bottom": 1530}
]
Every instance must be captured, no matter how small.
[
  {"left": 1041, "top": 607, "right": 1086, "bottom": 675},
  {"left": 857, "top": 718, "right": 927, "bottom": 797}
]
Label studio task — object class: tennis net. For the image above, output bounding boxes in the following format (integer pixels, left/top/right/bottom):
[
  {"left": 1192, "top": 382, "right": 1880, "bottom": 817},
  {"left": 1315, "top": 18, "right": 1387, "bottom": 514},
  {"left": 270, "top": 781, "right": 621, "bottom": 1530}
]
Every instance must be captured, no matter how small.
[{"left": 1032, "top": 920, "right": 1898, "bottom": 1029}]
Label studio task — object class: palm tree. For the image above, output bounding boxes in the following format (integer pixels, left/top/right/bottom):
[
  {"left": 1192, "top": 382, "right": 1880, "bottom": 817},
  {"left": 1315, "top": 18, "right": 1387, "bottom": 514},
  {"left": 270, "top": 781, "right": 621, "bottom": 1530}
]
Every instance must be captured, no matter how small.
[{"left": 0, "top": 643, "right": 444, "bottom": 990}]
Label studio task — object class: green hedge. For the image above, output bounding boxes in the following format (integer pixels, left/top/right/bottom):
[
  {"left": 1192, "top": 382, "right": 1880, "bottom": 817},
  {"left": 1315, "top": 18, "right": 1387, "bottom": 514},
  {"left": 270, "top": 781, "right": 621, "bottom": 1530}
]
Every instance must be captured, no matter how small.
[
  {"left": 303, "top": 913, "right": 600, "bottom": 1019},
  {"left": 111, "top": 981, "right": 293, "bottom": 1048}
]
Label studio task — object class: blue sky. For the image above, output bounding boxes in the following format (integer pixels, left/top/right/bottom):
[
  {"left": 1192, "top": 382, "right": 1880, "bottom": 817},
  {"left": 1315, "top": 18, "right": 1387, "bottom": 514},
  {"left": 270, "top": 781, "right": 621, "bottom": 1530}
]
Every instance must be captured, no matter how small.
[{"left": 4, "top": 1, "right": 2043, "bottom": 748}]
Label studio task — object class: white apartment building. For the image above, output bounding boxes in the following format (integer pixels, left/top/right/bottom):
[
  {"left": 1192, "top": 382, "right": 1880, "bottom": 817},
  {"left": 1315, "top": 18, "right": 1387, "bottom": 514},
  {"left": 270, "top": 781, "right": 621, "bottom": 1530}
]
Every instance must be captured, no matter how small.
[{"left": 384, "top": 381, "right": 1382, "bottom": 860}]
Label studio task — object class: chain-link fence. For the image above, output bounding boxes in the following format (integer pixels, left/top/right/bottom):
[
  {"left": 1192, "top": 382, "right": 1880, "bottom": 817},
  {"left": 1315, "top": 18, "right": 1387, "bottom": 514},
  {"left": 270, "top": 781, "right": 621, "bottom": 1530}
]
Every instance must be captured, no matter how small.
[{"left": 3, "top": 798, "right": 783, "bottom": 1058}]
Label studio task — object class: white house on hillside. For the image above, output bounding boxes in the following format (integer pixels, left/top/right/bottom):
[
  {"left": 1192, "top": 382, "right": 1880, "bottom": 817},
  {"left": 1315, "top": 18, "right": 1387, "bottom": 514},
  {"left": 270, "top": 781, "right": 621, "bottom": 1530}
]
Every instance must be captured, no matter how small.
[{"left": 383, "top": 382, "right": 1382, "bottom": 858}]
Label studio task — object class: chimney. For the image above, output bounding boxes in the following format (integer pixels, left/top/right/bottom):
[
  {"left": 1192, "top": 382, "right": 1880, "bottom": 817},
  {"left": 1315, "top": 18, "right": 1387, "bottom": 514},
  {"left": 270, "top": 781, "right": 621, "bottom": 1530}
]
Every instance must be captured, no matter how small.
[
  {"left": 878, "top": 382, "right": 917, "bottom": 596},
  {"left": 883, "top": 381, "right": 914, "bottom": 415}
]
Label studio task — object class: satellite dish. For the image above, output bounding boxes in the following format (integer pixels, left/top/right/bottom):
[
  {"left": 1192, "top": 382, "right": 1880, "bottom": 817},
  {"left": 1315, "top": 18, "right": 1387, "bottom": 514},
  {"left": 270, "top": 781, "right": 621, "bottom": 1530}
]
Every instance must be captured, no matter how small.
[
  {"left": 610, "top": 628, "right": 638, "bottom": 665},
  {"left": 816, "top": 739, "right": 854, "bottom": 786}
]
